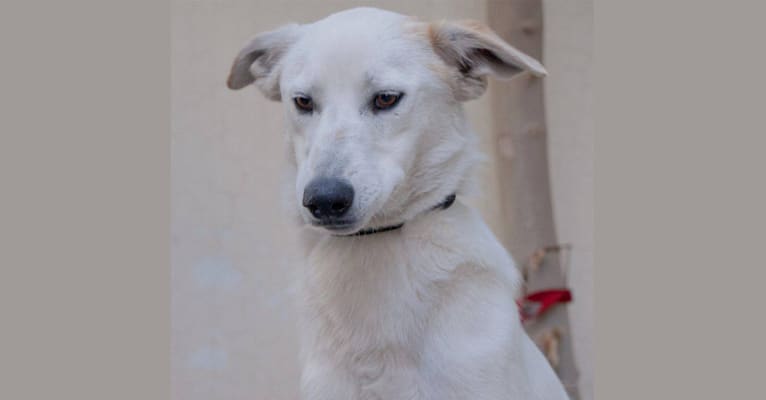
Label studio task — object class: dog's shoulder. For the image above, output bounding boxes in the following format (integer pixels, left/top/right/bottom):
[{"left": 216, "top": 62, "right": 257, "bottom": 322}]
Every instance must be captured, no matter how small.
[{"left": 405, "top": 201, "right": 523, "bottom": 295}]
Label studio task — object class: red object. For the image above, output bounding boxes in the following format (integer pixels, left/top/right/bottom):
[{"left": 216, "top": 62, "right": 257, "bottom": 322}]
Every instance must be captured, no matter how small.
[{"left": 518, "top": 289, "right": 572, "bottom": 322}]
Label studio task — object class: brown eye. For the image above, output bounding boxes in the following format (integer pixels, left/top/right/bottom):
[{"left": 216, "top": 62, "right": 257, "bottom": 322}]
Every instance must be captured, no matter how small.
[
  {"left": 293, "top": 96, "right": 314, "bottom": 112},
  {"left": 373, "top": 92, "right": 402, "bottom": 110}
]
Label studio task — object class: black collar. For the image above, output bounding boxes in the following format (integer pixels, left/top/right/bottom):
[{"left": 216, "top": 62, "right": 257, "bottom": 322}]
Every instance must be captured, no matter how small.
[{"left": 345, "top": 193, "right": 456, "bottom": 237}]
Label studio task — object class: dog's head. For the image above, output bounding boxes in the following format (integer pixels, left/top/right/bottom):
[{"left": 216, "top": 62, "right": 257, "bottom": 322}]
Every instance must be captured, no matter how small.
[{"left": 227, "top": 8, "right": 545, "bottom": 235}]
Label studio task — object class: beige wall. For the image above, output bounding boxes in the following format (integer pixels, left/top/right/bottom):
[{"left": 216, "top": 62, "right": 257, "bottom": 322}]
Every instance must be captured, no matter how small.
[
  {"left": 543, "top": 1, "right": 594, "bottom": 399},
  {"left": 172, "top": 1, "right": 592, "bottom": 399}
]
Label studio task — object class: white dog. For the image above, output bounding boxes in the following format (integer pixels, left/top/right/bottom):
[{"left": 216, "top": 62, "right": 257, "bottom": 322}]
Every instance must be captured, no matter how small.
[{"left": 227, "top": 7, "right": 568, "bottom": 400}]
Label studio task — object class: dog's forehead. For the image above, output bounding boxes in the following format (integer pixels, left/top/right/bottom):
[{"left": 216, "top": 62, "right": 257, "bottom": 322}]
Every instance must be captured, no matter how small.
[
  {"left": 282, "top": 8, "right": 427, "bottom": 89},
  {"left": 309, "top": 7, "right": 411, "bottom": 36}
]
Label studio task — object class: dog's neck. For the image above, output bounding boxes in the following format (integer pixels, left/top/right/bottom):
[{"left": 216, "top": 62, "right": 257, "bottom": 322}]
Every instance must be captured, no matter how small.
[{"left": 339, "top": 193, "right": 457, "bottom": 237}]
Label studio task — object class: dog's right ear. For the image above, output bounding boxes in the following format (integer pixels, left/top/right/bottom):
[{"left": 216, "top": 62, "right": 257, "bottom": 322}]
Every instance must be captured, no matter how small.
[
  {"left": 426, "top": 20, "right": 547, "bottom": 101},
  {"left": 226, "top": 24, "right": 302, "bottom": 100}
]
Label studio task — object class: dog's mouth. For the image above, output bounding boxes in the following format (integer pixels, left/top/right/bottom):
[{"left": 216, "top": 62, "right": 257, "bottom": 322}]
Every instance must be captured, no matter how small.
[{"left": 309, "top": 218, "right": 360, "bottom": 234}]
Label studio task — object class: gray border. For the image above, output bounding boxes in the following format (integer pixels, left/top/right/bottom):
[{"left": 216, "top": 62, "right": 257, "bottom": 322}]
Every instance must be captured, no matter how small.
[
  {"left": 1, "top": 0, "right": 169, "bottom": 399},
  {"left": 596, "top": 0, "right": 766, "bottom": 398}
]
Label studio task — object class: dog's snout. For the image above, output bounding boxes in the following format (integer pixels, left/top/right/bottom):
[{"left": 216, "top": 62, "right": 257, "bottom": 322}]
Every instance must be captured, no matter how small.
[{"left": 302, "top": 178, "right": 354, "bottom": 220}]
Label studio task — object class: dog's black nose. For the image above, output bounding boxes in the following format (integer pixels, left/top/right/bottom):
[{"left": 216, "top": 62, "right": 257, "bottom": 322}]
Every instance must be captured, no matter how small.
[{"left": 302, "top": 177, "right": 354, "bottom": 220}]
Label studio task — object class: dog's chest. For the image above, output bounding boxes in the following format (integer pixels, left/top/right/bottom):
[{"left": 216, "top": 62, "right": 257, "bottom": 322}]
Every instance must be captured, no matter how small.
[
  {"left": 300, "top": 237, "right": 458, "bottom": 398},
  {"left": 302, "top": 235, "right": 460, "bottom": 356}
]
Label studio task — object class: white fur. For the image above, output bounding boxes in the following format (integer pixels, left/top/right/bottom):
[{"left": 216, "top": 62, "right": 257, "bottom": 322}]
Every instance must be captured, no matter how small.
[{"left": 228, "top": 7, "right": 568, "bottom": 400}]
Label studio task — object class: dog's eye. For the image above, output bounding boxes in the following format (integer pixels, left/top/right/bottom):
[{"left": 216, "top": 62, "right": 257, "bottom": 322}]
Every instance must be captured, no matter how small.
[
  {"left": 373, "top": 92, "right": 402, "bottom": 111},
  {"left": 293, "top": 96, "right": 314, "bottom": 113}
]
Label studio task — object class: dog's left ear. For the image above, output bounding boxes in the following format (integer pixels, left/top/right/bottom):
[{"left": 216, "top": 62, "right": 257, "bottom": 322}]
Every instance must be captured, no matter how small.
[
  {"left": 428, "top": 20, "right": 547, "bottom": 101},
  {"left": 226, "top": 24, "right": 302, "bottom": 100}
]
